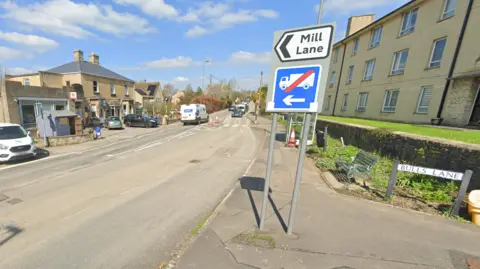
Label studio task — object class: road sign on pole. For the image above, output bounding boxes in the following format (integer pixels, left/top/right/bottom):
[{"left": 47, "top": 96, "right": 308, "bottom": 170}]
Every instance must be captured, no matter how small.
[
  {"left": 260, "top": 22, "right": 335, "bottom": 235},
  {"left": 275, "top": 25, "right": 333, "bottom": 63}
]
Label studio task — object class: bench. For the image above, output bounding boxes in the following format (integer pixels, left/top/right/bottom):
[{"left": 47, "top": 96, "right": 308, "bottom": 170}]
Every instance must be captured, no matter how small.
[{"left": 335, "top": 150, "right": 379, "bottom": 180}]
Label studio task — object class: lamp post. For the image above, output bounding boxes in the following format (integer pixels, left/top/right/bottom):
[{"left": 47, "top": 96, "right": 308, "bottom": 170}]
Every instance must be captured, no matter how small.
[{"left": 202, "top": 60, "right": 210, "bottom": 91}]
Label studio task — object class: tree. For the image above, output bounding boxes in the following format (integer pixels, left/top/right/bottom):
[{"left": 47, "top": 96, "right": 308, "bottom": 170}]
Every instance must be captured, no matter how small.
[
  {"left": 196, "top": 87, "right": 203, "bottom": 96},
  {"left": 143, "top": 101, "right": 165, "bottom": 116},
  {"left": 186, "top": 84, "right": 193, "bottom": 92},
  {"left": 163, "top": 83, "right": 175, "bottom": 95}
]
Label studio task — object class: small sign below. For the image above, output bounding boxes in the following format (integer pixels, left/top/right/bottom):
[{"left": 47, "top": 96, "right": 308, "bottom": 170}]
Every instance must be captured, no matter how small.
[
  {"left": 397, "top": 164, "right": 464, "bottom": 181},
  {"left": 267, "top": 65, "right": 321, "bottom": 113},
  {"left": 275, "top": 25, "right": 334, "bottom": 62}
]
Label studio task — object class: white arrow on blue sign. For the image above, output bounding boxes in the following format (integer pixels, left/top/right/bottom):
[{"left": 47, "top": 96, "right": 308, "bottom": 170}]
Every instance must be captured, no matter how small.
[{"left": 267, "top": 65, "right": 322, "bottom": 112}]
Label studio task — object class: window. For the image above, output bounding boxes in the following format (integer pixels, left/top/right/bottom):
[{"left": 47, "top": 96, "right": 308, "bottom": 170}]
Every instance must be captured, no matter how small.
[
  {"left": 363, "top": 59, "right": 376, "bottom": 81},
  {"left": 333, "top": 48, "right": 339, "bottom": 63},
  {"left": 125, "top": 84, "right": 129, "bottom": 96},
  {"left": 357, "top": 93, "right": 369, "bottom": 112},
  {"left": 369, "top": 26, "right": 382, "bottom": 48},
  {"left": 90, "top": 104, "right": 97, "bottom": 117},
  {"left": 329, "top": 71, "right": 336, "bottom": 87},
  {"left": 23, "top": 78, "right": 30, "bottom": 86},
  {"left": 429, "top": 38, "right": 447, "bottom": 68},
  {"left": 391, "top": 50, "right": 409, "bottom": 75},
  {"left": 441, "top": 0, "right": 456, "bottom": 19},
  {"left": 110, "top": 82, "right": 115, "bottom": 95},
  {"left": 352, "top": 38, "right": 359, "bottom": 55},
  {"left": 325, "top": 95, "right": 331, "bottom": 111},
  {"left": 93, "top": 81, "right": 99, "bottom": 93},
  {"left": 382, "top": 90, "right": 399, "bottom": 112},
  {"left": 341, "top": 94, "right": 348, "bottom": 111},
  {"left": 66, "top": 81, "right": 70, "bottom": 87},
  {"left": 55, "top": 105, "right": 65, "bottom": 111},
  {"left": 417, "top": 87, "right": 433, "bottom": 113},
  {"left": 346, "top": 65, "right": 354, "bottom": 84},
  {"left": 400, "top": 8, "right": 418, "bottom": 36}
]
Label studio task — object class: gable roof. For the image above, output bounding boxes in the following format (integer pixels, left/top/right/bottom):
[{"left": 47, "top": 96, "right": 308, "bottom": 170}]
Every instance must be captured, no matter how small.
[
  {"left": 46, "top": 61, "right": 133, "bottom": 82},
  {"left": 135, "top": 88, "right": 148, "bottom": 95},
  {"left": 135, "top": 82, "right": 161, "bottom": 98}
]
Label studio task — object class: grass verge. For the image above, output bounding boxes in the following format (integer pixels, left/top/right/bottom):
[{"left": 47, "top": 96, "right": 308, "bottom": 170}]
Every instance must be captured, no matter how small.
[
  {"left": 307, "top": 137, "right": 466, "bottom": 218},
  {"left": 318, "top": 115, "right": 480, "bottom": 145}
]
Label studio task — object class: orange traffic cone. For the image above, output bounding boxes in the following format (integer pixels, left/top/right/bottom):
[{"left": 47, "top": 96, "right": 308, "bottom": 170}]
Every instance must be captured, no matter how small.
[{"left": 287, "top": 128, "right": 296, "bottom": 147}]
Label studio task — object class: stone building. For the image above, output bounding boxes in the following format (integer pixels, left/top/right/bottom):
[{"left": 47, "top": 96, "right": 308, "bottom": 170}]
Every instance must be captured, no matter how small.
[
  {"left": 6, "top": 50, "right": 135, "bottom": 120},
  {"left": 321, "top": 0, "right": 480, "bottom": 127}
]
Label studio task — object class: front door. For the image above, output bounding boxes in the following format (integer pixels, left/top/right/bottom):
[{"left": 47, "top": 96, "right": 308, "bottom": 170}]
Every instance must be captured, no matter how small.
[{"left": 469, "top": 86, "right": 480, "bottom": 124}]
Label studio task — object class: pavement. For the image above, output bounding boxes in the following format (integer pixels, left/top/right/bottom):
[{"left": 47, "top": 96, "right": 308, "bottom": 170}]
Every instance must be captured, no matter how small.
[
  {"left": 0, "top": 109, "right": 262, "bottom": 269},
  {"left": 175, "top": 116, "right": 480, "bottom": 269}
]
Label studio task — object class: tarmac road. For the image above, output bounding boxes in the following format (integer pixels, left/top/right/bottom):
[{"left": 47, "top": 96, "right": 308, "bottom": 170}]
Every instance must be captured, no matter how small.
[{"left": 0, "top": 110, "right": 263, "bottom": 269}]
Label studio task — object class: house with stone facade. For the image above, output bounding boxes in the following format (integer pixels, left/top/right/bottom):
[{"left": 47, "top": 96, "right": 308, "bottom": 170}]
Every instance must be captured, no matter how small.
[
  {"left": 321, "top": 0, "right": 480, "bottom": 127},
  {"left": 6, "top": 50, "right": 135, "bottom": 122}
]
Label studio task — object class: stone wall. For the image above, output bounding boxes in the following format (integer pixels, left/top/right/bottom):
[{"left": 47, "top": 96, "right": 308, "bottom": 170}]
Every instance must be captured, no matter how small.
[
  {"left": 442, "top": 77, "right": 480, "bottom": 126},
  {"left": 47, "top": 133, "right": 94, "bottom": 147},
  {"left": 316, "top": 119, "right": 480, "bottom": 190}
]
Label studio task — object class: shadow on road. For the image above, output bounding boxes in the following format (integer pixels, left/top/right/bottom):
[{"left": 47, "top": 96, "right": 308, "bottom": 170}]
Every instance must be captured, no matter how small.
[
  {"left": 1, "top": 148, "right": 50, "bottom": 167},
  {"left": 239, "top": 177, "right": 287, "bottom": 232},
  {"left": 0, "top": 224, "right": 23, "bottom": 247}
]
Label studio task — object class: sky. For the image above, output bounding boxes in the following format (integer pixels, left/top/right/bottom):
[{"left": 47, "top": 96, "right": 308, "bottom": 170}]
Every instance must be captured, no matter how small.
[{"left": 0, "top": 0, "right": 409, "bottom": 91}]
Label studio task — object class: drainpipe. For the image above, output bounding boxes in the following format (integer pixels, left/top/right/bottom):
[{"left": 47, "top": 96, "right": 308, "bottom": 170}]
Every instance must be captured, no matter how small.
[
  {"left": 436, "top": 0, "right": 474, "bottom": 119},
  {"left": 332, "top": 41, "right": 347, "bottom": 116}
]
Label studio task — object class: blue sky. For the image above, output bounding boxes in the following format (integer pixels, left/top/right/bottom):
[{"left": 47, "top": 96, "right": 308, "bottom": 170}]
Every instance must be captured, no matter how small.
[{"left": 0, "top": 0, "right": 408, "bottom": 90}]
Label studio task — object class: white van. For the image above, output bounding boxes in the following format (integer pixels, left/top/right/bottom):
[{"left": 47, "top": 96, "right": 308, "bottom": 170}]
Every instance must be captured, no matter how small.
[
  {"left": 236, "top": 104, "right": 246, "bottom": 113},
  {"left": 0, "top": 123, "right": 37, "bottom": 163},
  {"left": 181, "top": 104, "right": 209, "bottom": 125}
]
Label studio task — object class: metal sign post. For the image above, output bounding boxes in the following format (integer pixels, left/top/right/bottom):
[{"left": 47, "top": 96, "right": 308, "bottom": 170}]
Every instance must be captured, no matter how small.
[{"left": 260, "top": 21, "right": 334, "bottom": 234}]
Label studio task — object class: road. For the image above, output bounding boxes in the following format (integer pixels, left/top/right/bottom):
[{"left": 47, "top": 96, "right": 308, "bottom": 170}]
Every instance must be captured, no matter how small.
[{"left": 0, "top": 110, "right": 262, "bottom": 269}]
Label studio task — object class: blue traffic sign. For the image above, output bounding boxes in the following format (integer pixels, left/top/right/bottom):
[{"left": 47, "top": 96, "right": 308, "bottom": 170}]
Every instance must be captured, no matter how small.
[{"left": 267, "top": 65, "right": 322, "bottom": 112}]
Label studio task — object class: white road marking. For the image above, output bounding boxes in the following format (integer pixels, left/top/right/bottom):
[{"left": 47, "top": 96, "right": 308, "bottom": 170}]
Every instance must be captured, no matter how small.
[
  {"left": 224, "top": 124, "right": 230, "bottom": 127},
  {"left": 0, "top": 152, "right": 79, "bottom": 171},
  {"left": 232, "top": 124, "right": 239, "bottom": 127}
]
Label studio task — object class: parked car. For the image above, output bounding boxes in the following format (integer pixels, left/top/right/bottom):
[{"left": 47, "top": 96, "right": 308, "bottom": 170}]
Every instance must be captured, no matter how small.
[
  {"left": 0, "top": 123, "right": 37, "bottom": 163},
  {"left": 106, "top": 116, "right": 123, "bottom": 130},
  {"left": 123, "top": 114, "right": 135, "bottom": 125},
  {"left": 229, "top": 106, "right": 236, "bottom": 111},
  {"left": 231, "top": 108, "right": 243, "bottom": 118},
  {"left": 181, "top": 104, "right": 209, "bottom": 125},
  {"left": 124, "top": 114, "right": 155, "bottom": 128}
]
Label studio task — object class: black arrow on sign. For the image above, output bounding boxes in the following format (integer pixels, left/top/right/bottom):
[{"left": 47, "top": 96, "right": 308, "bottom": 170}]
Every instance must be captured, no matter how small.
[{"left": 280, "top": 34, "right": 293, "bottom": 59}]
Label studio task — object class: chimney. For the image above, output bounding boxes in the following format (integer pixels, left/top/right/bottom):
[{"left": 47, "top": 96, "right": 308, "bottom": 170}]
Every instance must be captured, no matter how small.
[
  {"left": 89, "top": 52, "right": 100, "bottom": 65},
  {"left": 346, "top": 15, "right": 376, "bottom": 37},
  {"left": 73, "top": 50, "right": 84, "bottom": 62}
]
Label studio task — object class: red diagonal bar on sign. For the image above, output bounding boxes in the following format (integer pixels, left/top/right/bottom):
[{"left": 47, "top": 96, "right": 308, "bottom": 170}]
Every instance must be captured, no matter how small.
[{"left": 284, "top": 70, "right": 315, "bottom": 93}]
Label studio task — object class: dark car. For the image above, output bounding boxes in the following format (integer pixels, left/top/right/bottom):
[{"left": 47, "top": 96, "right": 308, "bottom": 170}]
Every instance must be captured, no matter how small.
[
  {"left": 124, "top": 114, "right": 155, "bottom": 128},
  {"left": 231, "top": 109, "right": 243, "bottom": 118}
]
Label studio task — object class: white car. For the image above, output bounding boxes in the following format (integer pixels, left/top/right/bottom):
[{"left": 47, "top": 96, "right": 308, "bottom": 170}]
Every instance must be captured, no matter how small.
[
  {"left": 181, "top": 104, "right": 209, "bottom": 125},
  {"left": 0, "top": 123, "right": 37, "bottom": 163}
]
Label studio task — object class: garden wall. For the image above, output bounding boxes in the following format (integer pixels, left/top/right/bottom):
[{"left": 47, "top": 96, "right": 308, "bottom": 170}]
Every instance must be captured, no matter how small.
[{"left": 316, "top": 119, "right": 480, "bottom": 190}]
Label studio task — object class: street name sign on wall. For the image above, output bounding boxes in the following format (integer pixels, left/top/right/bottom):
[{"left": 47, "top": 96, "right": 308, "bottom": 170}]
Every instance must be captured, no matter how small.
[
  {"left": 266, "top": 23, "right": 335, "bottom": 113},
  {"left": 275, "top": 25, "right": 334, "bottom": 62},
  {"left": 397, "top": 164, "right": 464, "bottom": 181}
]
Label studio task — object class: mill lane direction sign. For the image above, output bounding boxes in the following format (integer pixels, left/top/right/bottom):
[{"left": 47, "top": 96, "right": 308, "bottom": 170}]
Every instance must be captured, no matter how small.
[{"left": 275, "top": 25, "right": 334, "bottom": 62}]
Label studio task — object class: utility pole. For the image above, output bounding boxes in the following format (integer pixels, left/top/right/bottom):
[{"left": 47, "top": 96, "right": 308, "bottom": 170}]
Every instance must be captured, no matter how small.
[
  {"left": 209, "top": 74, "right": 212, "bottom": 86},
  {"left": 256, "top": 71, "right": 263, "bottom": 122},
  {"left": 202, "top": 60, "right": 210, "bottom": 90}
]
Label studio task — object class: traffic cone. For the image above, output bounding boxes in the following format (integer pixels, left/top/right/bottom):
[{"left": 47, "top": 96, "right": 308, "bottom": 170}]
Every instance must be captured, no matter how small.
[
  {"left": 287, "top": 128, "right": 296, "bottom": 147},
  {"left": 215, "top": 116, "right": 220, "bottom": 124},
  {"left": 209, "top": 118, "right": 213, "bottom": 127}
]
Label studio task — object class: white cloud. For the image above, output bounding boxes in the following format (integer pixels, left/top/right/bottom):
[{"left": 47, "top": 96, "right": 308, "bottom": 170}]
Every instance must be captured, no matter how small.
[
  {"left": 114, "top": 0, "right": 179, "bottom": 19},
  {"left": 183, "top": 2, "right": 279, "bottom": 38},
  {"left": 0, "top": 46, "right": 26, "bottom": 61},
  {"left": 0, "top": 31, "right": 59, "bottom": 52},
  {"left": 172, "top": 76, "right": 189, "bottom": 83},
  {"left": 1, "top": 0, "right": 156, "bottom": 39},
  {"left": 5, "top": 67, "right": 34, "bottom": 75},
  {"left": 315, "top": 0, "right": 402, "bottom": 14},
  {"left": 179, "top": 12, "right": 199, "bottom": 22},
  {"left": 229, "top": 51, "right": 271, "bottom": 64},
  {"left": 185, "top": 25, "right": 209, "bottom": 37},
  {"left": 144, "top": 56, "right": 194, "bottom": 68}
]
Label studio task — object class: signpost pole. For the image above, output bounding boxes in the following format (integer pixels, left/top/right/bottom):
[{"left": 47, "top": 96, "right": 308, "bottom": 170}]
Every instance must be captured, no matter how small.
[
  {"left": 287, "top": 113, "right": 312, "bottom": 235},
  {"left": 451, "top": 170, "right": 473, "bottom": 216},
  {"left": 259, "top": 113, "right": 278, "bottom": 230},
  {"left": 323, "top": 126, "right": 328, "bottom": 152},
  {"left": 386, "top": 159, "right": 401, "bottom": 199}
]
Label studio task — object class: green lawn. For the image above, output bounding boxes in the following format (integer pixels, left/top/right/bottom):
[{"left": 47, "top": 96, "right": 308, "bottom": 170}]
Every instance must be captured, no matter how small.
[{"left": 318, "top": 116, "right": 480, "bottom": 145}]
